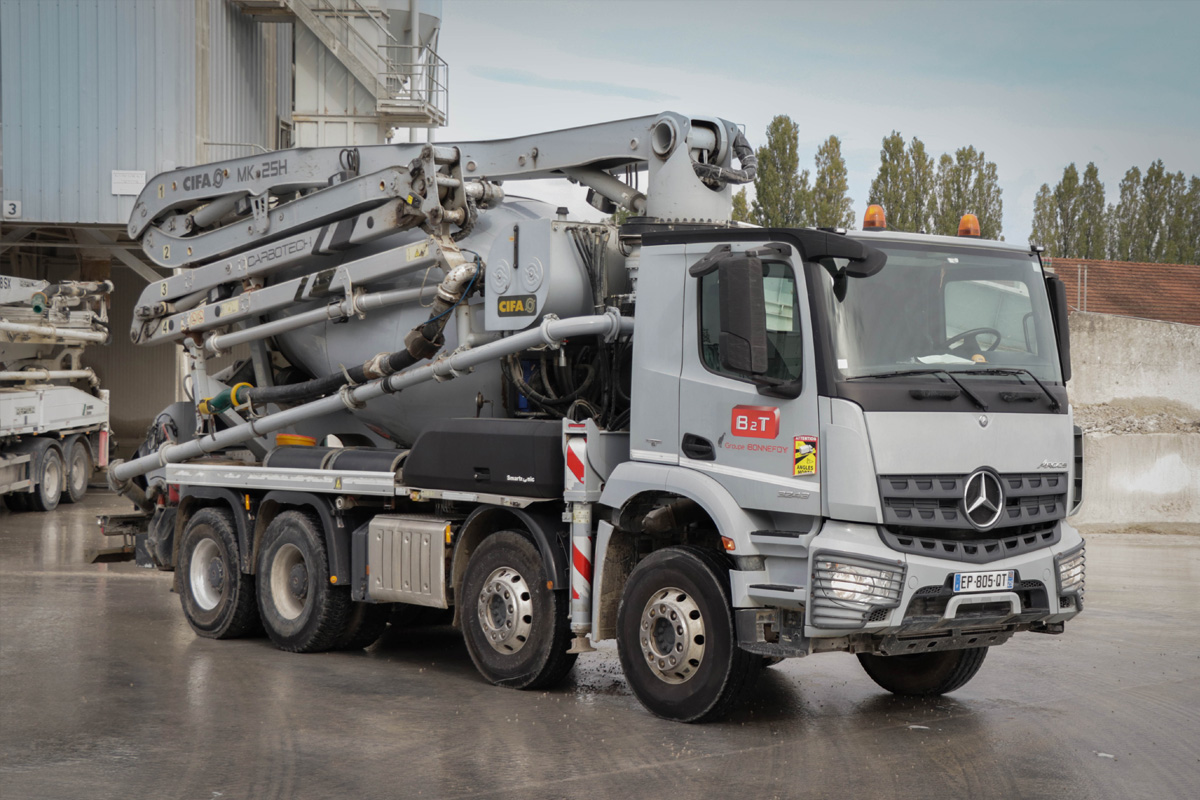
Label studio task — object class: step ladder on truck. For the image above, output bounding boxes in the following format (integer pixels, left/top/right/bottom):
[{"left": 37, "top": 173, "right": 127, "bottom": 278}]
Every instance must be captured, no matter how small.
[{"left": 103, "top": 111, "right": 1085, "bottom": 721}]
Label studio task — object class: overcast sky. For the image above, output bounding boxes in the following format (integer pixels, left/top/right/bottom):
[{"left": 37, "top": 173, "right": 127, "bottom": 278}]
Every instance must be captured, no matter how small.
[{"left": 433, "top": 0, "right": 1199, "bottom": 241}]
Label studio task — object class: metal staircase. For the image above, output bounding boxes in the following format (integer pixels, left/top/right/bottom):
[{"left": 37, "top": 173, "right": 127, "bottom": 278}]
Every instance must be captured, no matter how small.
[{"left": 234, "top": 0, "right": 447, "bottom": 140}]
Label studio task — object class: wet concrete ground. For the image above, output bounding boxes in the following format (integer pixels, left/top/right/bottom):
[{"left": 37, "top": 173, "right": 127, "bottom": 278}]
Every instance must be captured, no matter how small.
[{"left": 1, "top": 492, "right": 1197, "bottom": 800}]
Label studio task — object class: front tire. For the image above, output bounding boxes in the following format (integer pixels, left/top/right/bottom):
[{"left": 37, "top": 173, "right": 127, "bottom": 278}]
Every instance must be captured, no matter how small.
[
  {"left": 177, "top": 507, "right": 261, "bottom": 639},
  {"left": 29, "top": 447, "right": 63, "bottom": 512},
  {"left": 63, "top": 439, "right": 92, "bottom": 504},
  {"left": 617, "top": 546, "right": 761, "bottom": 723},
  {"left": 256, "top": 510, "right": 351, "bottom": 653},
  {"left": 857, "top": 647, "right": 989, "bottom": 696},
  {"left": 460, "top": 531, "right": 577, "bottom": 689}
]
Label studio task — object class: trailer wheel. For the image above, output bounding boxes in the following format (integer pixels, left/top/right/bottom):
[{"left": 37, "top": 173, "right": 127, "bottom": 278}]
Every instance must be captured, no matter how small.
[
  {"left": 63, "top": 438, "right": 92, "bottom": 504},
  {"left": 461, "top": 531, "right": 577, "bottom": 689},
  {"left": 177, "top": 507, "right": 261, "bottom": 639},
  {"left": 617, "top": 546, "right": 762, "bottom": 722},
  {"left": 29, "top": 446, "right": 63, "bottom": 512},
  {"left": 256, "top": 510, "right": 350, "bottom": 653},
  {"left": 333, "top": 602, "right": 390, "bottom": 651},
  {"left": 857, "top": 646, "right": 989, "bottom": 696}
]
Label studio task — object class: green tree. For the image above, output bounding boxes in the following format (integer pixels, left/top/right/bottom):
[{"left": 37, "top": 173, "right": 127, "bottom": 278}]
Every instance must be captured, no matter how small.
[
  {"left": 906, "top": 138, "right": 937, "bottom": 233},
  {"left": 812, "top": 135, "right": 854, "bottom": 228},
  {"left": 1030, "top": 183, "right": 1058, "bottom": 251},
  {"left": 1168, "top": 176, "right": 1200, "bottom": 264},
  {"left": 931, "top": 147, "right": 1001, "bottom": 238},
  {"left": 1139, "top": 159, "right": 1173, "bottom": 262},
  {"left": 1108, "top": 166, "right": 1142, "bottom": 261},
  {"left": 868, "top": 131, "right": 906, "bottom": 226},
  {"left": 1077, "top": 163, "right": 1108, "bottom": 259},
  {"left": 1051, "top": 163, "right": 1081, "bottom": 256},
  {"left": 750, "top": 115, "right": 812, "bottom": 228},
  {"left": 731, "top": 187, "right": 751, "bottom": 223}
]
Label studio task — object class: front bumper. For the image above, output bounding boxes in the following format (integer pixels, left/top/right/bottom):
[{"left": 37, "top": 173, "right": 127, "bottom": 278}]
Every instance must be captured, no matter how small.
[{"left": 731, "top": 519, "right": 1084, "bottom": 656}]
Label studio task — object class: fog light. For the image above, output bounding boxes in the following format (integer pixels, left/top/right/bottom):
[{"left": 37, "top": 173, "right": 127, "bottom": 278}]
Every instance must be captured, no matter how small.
[{"left": 811, "top": 553, "right": 905, "bottom": 629}]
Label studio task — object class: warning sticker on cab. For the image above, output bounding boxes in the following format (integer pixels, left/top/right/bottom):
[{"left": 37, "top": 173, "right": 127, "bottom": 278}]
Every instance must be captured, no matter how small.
[{"left": 793, "top": 436, "right": 817, "bottom": 476}]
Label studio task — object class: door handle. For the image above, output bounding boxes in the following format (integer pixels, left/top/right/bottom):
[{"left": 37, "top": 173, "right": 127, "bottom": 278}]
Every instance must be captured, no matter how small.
[{"left": 681, "top": 433, "right": 715, "bottom": 461}]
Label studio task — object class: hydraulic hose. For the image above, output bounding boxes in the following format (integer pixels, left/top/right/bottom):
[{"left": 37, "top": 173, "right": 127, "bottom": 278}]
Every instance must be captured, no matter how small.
[
  {"left": 239, "top": 258, "right": 479, "bottom": 407},
  {"left": 691, "top": 130, "right": 757, "bottom": 186}
]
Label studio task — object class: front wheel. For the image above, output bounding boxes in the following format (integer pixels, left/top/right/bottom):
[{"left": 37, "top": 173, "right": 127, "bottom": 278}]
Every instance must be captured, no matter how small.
[
  {"left": 617, "top": 546, "right": 762, "bottom": 723},
  {"left": 857, "top": 647, "right": 989, "bottom": 696},
  {"left": 29, "top": 447, "right": 63, "bottom": 512},
  {"left": 460, "top": 531, "right": 577, "bottom": 689},
  {"left": 256, "top": 510, "right": 351, "bottom": 653},
  {"left": 177, "top": 507, "right": 261, "bottom": 639}
]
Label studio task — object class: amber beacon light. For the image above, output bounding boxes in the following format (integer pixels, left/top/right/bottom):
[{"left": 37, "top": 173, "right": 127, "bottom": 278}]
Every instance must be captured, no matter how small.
[
  {"left": 863, "top": 204, "right": 887, "bottom": 230},
  {"left": 957, "top": 213, "right": 981, "bottom": 238}
]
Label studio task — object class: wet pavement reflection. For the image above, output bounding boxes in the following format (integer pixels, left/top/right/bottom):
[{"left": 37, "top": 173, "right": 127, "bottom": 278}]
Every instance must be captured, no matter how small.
[{"left": 1, "top": 493, "right": 1197, "bottom": 799}]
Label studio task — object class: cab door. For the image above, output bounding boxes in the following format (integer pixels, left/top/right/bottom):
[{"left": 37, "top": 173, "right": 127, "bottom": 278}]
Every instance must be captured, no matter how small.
[{"left": 676, "top": 241, "right": 822, "bottom": 517}]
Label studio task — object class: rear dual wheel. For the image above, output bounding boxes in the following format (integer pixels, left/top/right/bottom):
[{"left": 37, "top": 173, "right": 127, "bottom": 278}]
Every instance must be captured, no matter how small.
[
  {"left": 256, "top": 510, "right": 351, "bottom": 653},
  {"left": 177, "top": 508, "right": 261, "bottom": 639},
  {"left": 62, "top": 439, "right": 91, "bottom": 504}
]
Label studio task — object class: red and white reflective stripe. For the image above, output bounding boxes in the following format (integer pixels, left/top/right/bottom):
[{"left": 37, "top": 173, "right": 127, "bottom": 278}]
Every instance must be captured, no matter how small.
[
  {"left": 571, "top": 537, "right": 592, "bottom": 601},
  {"left": 566, "top": 437, "right": 587, "bottom": 488}
]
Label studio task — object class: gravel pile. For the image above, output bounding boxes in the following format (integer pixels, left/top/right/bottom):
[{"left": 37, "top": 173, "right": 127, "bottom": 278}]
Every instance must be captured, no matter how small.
[{"left": 1074, "top": 398, "right": 1200, "bottom": 435}]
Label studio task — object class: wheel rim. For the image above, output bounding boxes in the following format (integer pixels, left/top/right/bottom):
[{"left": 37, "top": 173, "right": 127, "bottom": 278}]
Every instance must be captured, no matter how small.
[
  {"left": 69, "top": 445, "right": 88, "bottom": 495},
  {"left": 639, "top": 587, "right": 706, "bottom": 684},
  {"left": 189, "top": 537, "right": 224, "bottom": 611},
  {"left": 476, "top": 566, "right": 533, "bottom": 654},
  {"left": 270, "top": 543, "right": 309, "bottom": 621}
]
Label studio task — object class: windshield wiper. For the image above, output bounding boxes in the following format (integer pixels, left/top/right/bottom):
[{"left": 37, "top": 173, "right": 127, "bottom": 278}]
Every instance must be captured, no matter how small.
[
  {"left": 945, "top": 367, "right": 1061, "bottom": 411},
  {"left": 846, "top": 368, "right": 988, "bottom": 410}
]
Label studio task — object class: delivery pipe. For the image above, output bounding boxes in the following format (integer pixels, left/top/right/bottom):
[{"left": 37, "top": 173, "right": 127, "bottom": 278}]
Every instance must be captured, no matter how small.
[
  {"left": 0, "top": 368, "right": 98, "bottom": 385},
  {"left": 110, "top": 311, "right": 633, "bottom": 483},
  {"left": 205, "top": 284, "right": 440, "bottom": 354},
  {"left": 0, "top": 320, "right": 108, "bottom": 344}
]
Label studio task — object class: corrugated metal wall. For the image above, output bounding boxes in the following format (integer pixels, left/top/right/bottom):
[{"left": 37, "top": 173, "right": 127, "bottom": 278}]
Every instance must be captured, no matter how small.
[
  {"left": 0, "top": 0, "right": 196, "bottom": 225},
  {"left": 0, "top": 0, "right": 292, "bottom": 225}
]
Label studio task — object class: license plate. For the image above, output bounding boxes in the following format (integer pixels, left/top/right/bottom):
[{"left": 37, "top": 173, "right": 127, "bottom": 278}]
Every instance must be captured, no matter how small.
[{"left": 953, "top": 570, "right": 1014, "bottom": 593}]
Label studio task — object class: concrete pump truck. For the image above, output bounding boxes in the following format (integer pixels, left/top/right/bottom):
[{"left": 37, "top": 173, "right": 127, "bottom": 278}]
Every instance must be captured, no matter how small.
[{"left": 103, "top": 112, "right": 1084, "bottom": 721}]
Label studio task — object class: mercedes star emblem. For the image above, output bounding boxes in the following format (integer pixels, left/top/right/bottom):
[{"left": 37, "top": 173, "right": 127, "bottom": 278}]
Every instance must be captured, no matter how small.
[
  {"left": 963, "top": 469, "right": 1004, "bottom": 529},
  {"left": 978, "top": 414, "right": 990, "bottom": 428}
]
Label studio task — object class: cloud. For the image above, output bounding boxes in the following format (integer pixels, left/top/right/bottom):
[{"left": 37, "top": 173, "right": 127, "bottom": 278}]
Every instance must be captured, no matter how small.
[{"left": 467, "top": 66, "right": 676, "bottom": 104}]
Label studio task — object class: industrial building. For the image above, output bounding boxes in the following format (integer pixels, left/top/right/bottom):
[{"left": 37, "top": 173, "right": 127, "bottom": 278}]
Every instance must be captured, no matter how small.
[{"left": 1, "top": 0, "right": 446, "bottom": 451}]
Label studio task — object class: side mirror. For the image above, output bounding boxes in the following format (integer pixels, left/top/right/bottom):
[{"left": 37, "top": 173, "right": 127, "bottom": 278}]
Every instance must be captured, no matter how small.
[
  {"left": 1045, "top": 274, "right": 1072, "bottom": 382},
  {"left": 717, "top": 256, "right": 768, "bottom": 375}
]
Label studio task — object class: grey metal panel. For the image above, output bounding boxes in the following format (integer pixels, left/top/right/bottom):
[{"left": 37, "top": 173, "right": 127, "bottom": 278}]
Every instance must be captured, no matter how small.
[
  {"left": 0, "top": 0, "right": 199, "bottom": 225},
  {"left": 1, "top": 0, "right": 292, "bottom": 225}
]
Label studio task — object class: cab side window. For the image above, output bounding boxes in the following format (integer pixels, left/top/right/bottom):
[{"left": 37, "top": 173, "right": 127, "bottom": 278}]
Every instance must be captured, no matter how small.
[{"left": 699, "top": 260, "right": 803, "bottom": 382}]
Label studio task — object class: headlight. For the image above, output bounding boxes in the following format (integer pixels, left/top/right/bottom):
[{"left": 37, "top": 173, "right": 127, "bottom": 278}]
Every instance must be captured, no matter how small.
[
  {"left": 811, "top": 553, "right": 905, "bottom": 629},
  {"left": 1056, "top": 544, "right": 1086, "bottom": 601}
]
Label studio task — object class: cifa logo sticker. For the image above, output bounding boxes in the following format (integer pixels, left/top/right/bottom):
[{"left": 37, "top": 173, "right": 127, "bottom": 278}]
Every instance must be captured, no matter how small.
[{"left": 793, "top": 436, "right": 817, "bottom": 476}]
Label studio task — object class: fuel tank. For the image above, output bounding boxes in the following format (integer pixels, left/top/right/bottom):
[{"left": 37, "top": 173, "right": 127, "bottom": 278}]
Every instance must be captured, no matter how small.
[{"left": 267, "top": 197, "right": 624, "bottom": 445}]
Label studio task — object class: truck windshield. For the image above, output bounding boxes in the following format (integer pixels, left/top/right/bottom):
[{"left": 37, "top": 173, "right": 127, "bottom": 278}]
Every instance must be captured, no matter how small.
[{"left": 812, "top": 242, "right": 1063, "bottom": 383}]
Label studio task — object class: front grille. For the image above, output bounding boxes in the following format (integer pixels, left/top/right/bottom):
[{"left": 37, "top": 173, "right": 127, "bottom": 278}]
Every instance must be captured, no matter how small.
[
  {"left": 879, "top": 472, "right": 1068, "bottom": 532},
  {"left": 879, "top": 523, "right": 1061, "bottom": 563}
]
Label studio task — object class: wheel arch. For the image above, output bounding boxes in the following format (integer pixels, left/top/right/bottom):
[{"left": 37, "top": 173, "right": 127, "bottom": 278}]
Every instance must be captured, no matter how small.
[
  {"left": 593, "top": 461, "right": 770, "bottom": 640},
  {"left": 176, "top": 487, "right": 252, "bottom": 573}
]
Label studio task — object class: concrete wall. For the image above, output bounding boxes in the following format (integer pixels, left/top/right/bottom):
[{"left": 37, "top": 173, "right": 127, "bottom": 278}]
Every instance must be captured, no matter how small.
[
  {"left": 1068, "top": 313, "right": 1199, "bottom": 530},
  {"left": 1069, "top": 313, "right": 1200, "bottom": 409}
]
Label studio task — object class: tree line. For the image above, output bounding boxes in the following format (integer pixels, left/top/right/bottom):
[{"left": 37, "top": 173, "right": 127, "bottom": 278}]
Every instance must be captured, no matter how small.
[
  {"left": 732, "top": 116, "right": 1004, "bottom": 240},
  {"left": 727, "top": 115, "right": 1198, "bottom": 264},
  {"left": 1031, "top": 161, "right": 1199, "bottom": 264}
]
